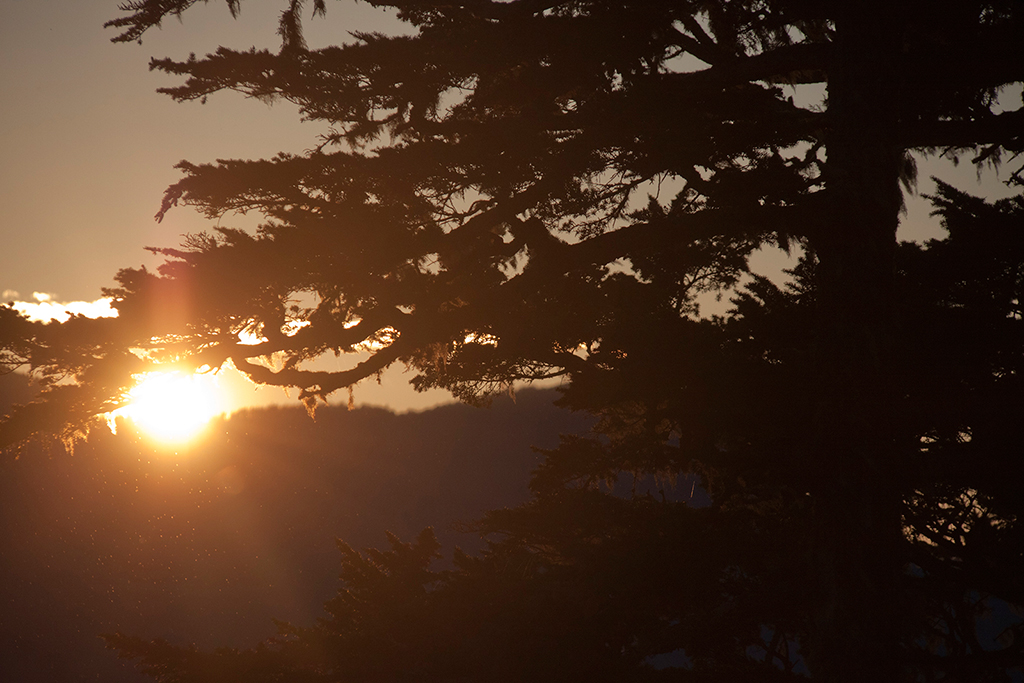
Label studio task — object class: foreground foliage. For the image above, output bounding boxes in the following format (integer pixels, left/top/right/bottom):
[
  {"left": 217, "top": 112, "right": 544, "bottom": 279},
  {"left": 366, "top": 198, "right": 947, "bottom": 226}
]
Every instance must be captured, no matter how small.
[
  {"left": 106, "top": 185, "right": 1024, "bottom": 682},
  {"left": 3, "top": 1, "right": 1023, "bottom": 680}
]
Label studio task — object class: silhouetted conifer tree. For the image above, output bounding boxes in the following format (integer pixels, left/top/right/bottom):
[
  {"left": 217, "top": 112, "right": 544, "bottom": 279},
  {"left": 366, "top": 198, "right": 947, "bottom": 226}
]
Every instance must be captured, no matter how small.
[{"left": 3, "top": 1, "right": 1023, "bottom": 680}]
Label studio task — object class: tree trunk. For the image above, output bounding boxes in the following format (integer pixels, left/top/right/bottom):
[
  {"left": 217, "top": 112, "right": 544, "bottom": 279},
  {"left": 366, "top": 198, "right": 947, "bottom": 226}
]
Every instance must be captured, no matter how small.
[{"left": 808, "top": 5, "right": 906, "bottom": 680}]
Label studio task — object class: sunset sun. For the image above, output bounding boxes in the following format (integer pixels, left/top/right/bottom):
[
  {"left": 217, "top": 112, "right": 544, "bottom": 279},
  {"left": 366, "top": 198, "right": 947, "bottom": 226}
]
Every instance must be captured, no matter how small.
[{"left": 117, "top": 371, "right": 226, "bottom": 444}]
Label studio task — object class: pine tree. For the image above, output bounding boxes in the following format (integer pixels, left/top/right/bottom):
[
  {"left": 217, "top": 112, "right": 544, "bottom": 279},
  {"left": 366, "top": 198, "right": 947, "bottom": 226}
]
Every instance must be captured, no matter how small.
[
  {"left": 3, "top": 1, "right": 1023, "bottom": 679},
  {"left": 105, "top": 183, "right": 1024, "bottom": 682}
]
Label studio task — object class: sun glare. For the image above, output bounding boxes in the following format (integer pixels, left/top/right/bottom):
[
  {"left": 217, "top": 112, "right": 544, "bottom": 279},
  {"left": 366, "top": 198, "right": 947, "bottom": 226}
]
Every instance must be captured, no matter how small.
[{"left": 116, "top": 371, "right": 225, "bottom": 444}]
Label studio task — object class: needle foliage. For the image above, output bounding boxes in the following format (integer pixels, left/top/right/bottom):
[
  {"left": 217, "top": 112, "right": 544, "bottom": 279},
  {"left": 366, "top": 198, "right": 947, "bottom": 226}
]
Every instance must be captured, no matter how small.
[{"left": 3, "top": 1, "right": 1024, "bottom": 680}]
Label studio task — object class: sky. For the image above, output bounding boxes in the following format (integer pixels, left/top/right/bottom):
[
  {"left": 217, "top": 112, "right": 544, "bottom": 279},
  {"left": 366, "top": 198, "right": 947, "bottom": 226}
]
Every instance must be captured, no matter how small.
[
  {"left": 0, "top": 0, "right": 455, "bottom": 412},
  {"left": 2, "top": 0, "right": 1021, "bottom": 414}
]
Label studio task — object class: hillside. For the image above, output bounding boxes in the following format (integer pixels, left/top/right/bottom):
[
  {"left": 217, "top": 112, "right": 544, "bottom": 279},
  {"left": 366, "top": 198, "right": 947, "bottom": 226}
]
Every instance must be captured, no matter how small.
[{"left": 0, "top": 376, "right": 592, "bottom": 682}]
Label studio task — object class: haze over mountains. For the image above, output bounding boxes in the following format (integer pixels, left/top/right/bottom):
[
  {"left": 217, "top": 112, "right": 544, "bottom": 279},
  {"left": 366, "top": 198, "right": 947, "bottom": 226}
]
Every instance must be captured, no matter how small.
[{"left": 0, "top": 374, "right": 592, "bottom": 682}]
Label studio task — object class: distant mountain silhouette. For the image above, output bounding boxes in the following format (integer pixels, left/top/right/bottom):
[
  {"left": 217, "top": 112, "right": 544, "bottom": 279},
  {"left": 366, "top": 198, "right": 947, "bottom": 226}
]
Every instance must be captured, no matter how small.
[{"left": 0, "top": 382, "right": 592, "bottom": 682}]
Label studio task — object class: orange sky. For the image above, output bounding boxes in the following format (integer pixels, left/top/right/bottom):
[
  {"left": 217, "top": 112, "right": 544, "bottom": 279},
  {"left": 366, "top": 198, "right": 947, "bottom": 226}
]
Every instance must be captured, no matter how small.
[
  {"left": 0, "top": 0, "right": 457, "bottom": 413},
  {"left": 1, "top": 0, "right": 1019, "bottom": 414}
]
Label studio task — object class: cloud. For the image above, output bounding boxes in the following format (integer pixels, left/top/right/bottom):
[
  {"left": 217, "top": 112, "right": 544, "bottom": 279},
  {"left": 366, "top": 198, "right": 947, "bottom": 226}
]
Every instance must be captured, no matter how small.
[
  {"left": 2, "top": 289, "right": 20, "bottom": 300},
  {"left": 11, "top": 295, "right": 118, "bottom": 323}
]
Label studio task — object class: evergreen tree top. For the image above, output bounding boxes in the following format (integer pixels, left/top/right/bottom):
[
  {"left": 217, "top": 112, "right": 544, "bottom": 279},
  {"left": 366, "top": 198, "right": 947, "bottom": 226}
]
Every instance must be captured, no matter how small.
[{"left": 8, "top": 0, "right": 1019, "bottom": 444}]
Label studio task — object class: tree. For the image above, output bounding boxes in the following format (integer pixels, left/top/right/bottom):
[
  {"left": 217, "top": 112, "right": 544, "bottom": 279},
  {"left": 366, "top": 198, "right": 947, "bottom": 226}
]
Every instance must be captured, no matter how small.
[
  {"left": 103, "top": 183, "right": 1024, "bottom": 682},
  {"left": 3, "top": 1, "right": 1023, "bottom": 680}
]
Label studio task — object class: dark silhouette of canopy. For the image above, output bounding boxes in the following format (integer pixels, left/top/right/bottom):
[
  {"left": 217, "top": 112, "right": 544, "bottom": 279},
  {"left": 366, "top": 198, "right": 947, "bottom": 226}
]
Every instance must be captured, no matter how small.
[{"left": 2, "top": 1, "right": 1022, "bottom": 680}]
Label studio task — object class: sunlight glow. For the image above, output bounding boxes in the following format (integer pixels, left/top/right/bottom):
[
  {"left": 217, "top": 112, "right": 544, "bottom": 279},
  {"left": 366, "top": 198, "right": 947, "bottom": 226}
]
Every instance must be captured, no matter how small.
[
  {"left": 12, "top": 293, "right": 117, "bottom": 323},
  {"left": 114, "top": 371, "right": 226, "bottom": 444}
]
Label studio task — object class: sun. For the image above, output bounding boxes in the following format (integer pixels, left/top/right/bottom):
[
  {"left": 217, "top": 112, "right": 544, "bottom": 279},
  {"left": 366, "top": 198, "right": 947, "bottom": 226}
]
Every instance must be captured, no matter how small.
[{"left": 116, "top": 371, "right": 226, "bottom": 444}]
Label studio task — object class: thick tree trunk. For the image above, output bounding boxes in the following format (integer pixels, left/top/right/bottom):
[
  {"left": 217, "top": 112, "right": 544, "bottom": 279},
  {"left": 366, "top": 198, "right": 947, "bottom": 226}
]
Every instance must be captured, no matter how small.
[{"left": 808, "top": 5, "right": 907, "bottom": 681}]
